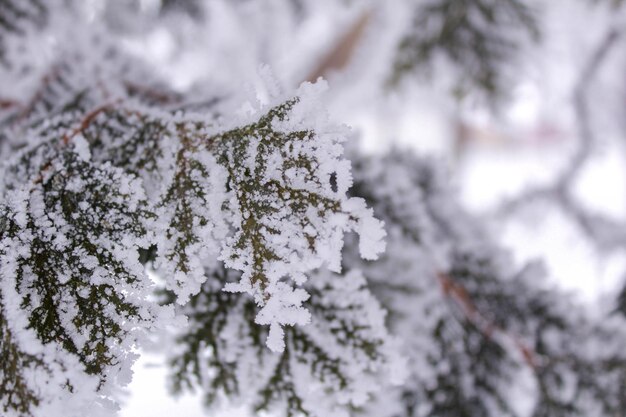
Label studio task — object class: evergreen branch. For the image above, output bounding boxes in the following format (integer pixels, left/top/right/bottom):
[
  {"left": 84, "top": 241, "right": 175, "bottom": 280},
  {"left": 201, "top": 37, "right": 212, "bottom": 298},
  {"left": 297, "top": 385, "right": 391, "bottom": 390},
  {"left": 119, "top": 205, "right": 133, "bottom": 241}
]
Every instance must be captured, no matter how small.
[
  {"left": 391, "top": 0, "right": 539, "bottom": 96},
  {"left": 166, "top": 265, "right": 397, "bottom": 417},
  {"left": 0, "top": 289, "right": 47, "bottom": 416}
]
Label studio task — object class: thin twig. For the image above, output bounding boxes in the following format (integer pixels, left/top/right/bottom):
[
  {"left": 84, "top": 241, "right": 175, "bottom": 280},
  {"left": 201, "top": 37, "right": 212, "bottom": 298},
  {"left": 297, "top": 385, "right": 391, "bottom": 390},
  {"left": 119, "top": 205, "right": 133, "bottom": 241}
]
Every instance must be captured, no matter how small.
[
  {"left": 305, "top": 10, "right": 371, "bottom": 82},
  {"left": 62, "top": 101, "right": 121, "bottom": 145},
  {"left": 438, "top": 272, "right": 539, "bottom": 368}
]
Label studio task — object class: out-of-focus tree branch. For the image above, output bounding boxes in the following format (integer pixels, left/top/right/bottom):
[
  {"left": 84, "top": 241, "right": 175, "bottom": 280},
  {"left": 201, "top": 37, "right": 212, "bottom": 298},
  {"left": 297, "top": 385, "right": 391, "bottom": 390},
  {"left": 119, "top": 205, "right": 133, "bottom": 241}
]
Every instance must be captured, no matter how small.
[
  {"left": 496, "top": 27, "right": 626, "bottom": 252},
  {"left": 305, "top": 10, "right": 371, "bottom": 83},
  {"left": 561, "top": 28, "right": 622, "bottom": 189}
]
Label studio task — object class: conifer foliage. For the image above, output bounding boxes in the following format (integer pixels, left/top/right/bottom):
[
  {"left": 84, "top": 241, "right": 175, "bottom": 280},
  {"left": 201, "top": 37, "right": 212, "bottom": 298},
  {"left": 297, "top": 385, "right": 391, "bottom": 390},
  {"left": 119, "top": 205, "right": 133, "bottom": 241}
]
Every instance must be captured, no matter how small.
[
  {"left": 1, "top": 1, "right": 626, "bottom": 417},
  {"left": 391, "top": 0, "right": 538, "bottom": 95},
  {"left": 0, "top": 1, "right": 385, "bottom": 415}
]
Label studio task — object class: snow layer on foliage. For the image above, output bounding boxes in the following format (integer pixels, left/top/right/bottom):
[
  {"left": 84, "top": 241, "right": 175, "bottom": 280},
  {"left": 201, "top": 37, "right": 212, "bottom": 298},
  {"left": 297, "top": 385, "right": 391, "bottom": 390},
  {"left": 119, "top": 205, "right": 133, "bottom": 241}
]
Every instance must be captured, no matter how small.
[
  {"left": 0, "top": 2, "right": 391, "bottom": 414},
  {"left": 1, "top": 273, "right": 120, "bottom": 417},
  {"left": 217, "top": 80, "right": 386, "bottom": 351},
  {"left": 165, "top": 265, "right": 404, "bottom": 417},
  {"left": 0, "top": 17, "right": 387, "bottom": 417},
  {"left": 153, "top": 146, "right": 229, "bottom": 303},
  {"left": 0, "top": 147, "right": 175, "bottom": 417}
]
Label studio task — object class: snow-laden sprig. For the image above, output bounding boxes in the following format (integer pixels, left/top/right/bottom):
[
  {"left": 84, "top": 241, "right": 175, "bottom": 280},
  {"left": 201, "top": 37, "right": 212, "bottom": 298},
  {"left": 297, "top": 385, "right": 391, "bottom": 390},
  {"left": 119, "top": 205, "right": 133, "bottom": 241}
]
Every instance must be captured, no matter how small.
[
  {"left": 86, "top": 81, "right": 386, "bottom": 349},
  {"left": 0, "top": 147, "right": 171, "bottom": 417},
  {"left": 75, "top": 82, "right": 386, "bottom": 352},
  {"left": 0, "top": 279, "right": 127, "bottom": 417},
  {"left": 213, "top": 83, "right": 385, "bottom": 351},
  {"left": 165, "top": 264, "right": 401, "bottom": 417},
  {"left": 0, "top": 4, "right": 389, "bottom": 414},
  {"left": 154, "top": 143, "right": 229, "bottom": 301},
  {"left": 3, "top": 67, "right": 386, "bottom": 356},
  {"left": 0, "top": 288, "right": 46, "bottom": 416},
  {"left": 0, "top": 53, "right": 386, "bottom": 417},
  {"left": 0, "top": 0, "right": 387, "bottom": 355}
]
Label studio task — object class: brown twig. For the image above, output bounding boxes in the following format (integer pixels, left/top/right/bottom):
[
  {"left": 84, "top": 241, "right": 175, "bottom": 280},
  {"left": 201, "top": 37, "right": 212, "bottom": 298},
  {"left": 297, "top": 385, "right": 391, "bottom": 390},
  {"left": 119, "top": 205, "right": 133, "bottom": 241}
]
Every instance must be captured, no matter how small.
[
  {"left": 32, "top": 101, "right": 127, "bottom": 184},
  {"left": 0, "top": 99, "right": 22, "bottom": 110},
  {"left": 438, "top": 271, "right": 539, "bottom": 368},
  {"left": 305, "top": 10, "right": 371, "bottom": 82},
  {"left": 61, "top": 102, "right": 120, "bottom": 145},
  {"left": 124, "top": 81, "right": 181, "bottom": 105}
]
